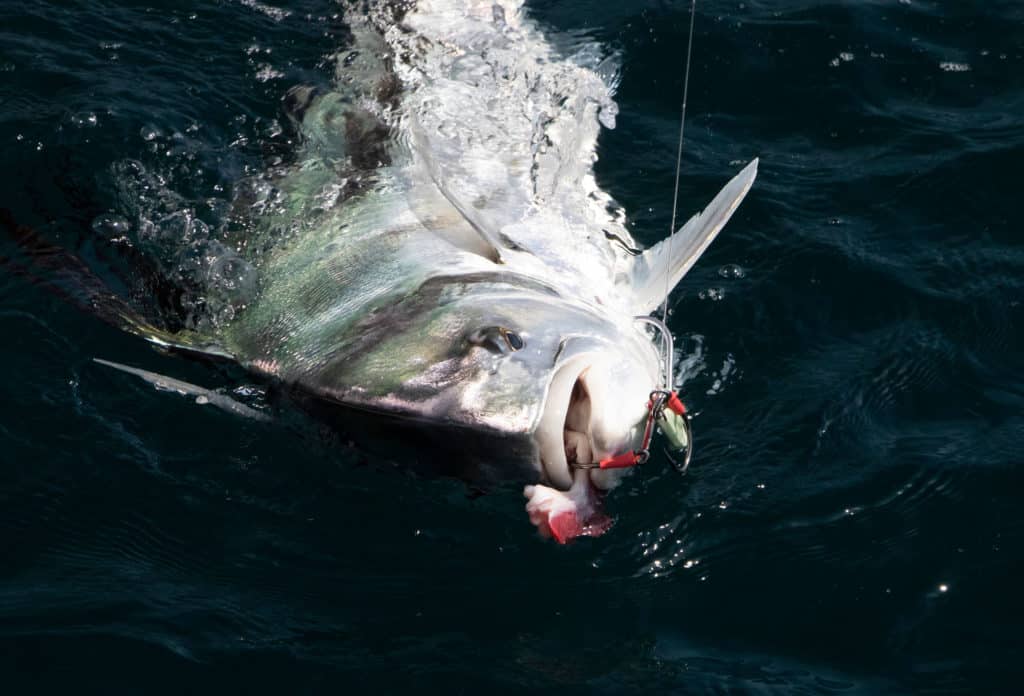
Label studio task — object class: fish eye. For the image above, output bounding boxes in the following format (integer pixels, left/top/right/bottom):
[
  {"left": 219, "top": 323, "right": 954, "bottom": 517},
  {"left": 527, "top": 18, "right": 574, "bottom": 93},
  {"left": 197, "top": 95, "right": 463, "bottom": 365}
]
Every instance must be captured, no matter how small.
[
  {"left": 468, "top": 327, "right": 524, "bottom": 353},
  {"left": 501, "top": 328, "right": 524, "bottom": 351}
]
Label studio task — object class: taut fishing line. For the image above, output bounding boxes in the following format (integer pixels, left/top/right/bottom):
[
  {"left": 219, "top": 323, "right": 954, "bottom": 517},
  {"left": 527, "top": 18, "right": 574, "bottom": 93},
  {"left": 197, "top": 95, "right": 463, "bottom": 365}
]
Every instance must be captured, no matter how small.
[{"left": 661, "top": 0, "right": 698, "bottom": 330}]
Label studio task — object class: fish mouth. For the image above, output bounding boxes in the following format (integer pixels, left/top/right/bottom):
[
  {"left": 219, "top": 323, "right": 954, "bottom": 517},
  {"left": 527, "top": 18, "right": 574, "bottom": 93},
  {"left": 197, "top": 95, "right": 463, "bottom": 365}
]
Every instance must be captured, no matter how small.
[{"left": 536, "top": 356, "right": 610, "bottom": 490}]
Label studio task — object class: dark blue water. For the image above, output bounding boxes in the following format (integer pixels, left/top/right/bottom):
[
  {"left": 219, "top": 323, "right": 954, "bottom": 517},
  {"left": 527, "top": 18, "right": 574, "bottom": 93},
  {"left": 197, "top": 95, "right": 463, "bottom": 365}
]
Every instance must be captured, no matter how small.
[{"left": 2, "top": 1, "right": 1022, "bottom": 692}]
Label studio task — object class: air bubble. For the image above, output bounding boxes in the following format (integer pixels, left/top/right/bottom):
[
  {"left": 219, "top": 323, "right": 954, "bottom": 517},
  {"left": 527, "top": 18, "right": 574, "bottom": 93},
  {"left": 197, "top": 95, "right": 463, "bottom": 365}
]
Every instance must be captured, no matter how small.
[
  {"left": 830, "top": 52, "right": 854, "bottom": 67},
  {"left": 204, "top": 244, "right": 258, "bottom": 308},
  {"left": 718, "top": 264, "right": 745, "bottom": 279},
  {"left": 91, "top": 213, "right": 131, "bottom": 237},
  {"left": 255, "top": 64, "right": 284, "bottom": 82},
  {"left": 156, "top": 210, "right": 209, "bottom": 249},
  {"left": 208, "top": 256, "right": 251, "bottom": 293},
  {"left": 264, "top": 119, "right": 283, "bottom": 138},
  {"left": 70, "top": 112, "right": 99, "bottom": 128}
]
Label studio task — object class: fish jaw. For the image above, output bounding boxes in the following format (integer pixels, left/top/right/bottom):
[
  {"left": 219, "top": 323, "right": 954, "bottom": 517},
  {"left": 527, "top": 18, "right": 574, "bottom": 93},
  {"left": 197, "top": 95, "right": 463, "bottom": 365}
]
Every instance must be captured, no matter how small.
[
  {"left": 524, "top": 332, "right": 658, "bottom": 542},
  {"left": 523, "top": 469, "right": 612, "bottom": 544},
  {"left": 534, "top": 343, "right": 655, "bottom": 492}
]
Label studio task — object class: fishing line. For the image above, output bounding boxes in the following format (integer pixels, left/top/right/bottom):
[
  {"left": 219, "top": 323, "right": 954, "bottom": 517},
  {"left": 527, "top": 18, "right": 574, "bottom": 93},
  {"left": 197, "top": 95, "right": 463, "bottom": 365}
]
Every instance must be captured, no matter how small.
[{"left": 660, "top": 0, "right": 698, "bottom": 331}]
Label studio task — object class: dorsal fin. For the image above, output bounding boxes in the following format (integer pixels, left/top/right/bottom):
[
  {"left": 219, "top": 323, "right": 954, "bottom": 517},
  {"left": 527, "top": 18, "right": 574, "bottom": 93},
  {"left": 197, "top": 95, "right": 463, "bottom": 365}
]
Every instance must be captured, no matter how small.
[{"left": 630, "top": 159, "right": 758, "bottom": 314}]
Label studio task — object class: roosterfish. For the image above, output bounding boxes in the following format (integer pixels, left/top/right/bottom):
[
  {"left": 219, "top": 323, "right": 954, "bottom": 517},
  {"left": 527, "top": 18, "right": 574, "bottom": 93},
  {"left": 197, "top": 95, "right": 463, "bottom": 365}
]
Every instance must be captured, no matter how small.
[{"left": 80, "top": 0, "right": 757, "bottom": 542}]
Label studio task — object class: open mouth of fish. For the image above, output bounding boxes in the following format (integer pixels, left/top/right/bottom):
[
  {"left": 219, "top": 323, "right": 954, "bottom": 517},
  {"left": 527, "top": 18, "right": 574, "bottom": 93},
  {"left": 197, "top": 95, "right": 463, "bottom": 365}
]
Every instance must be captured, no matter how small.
[{"left": 524, "top": 357, "right": 618, "bottom": 543}]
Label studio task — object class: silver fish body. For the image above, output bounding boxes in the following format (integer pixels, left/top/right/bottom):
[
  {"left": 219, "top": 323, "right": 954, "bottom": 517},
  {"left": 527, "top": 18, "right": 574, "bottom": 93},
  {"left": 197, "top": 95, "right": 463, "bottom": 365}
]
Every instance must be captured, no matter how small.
[{"left": 126, "top": 0, "right": 757, "bottom": 539}]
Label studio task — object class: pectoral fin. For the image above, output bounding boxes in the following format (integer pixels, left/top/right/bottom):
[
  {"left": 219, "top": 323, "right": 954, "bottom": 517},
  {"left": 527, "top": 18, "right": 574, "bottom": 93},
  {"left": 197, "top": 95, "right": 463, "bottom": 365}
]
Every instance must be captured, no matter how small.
[
  {"left": 630, "top": 158, "right": 758, "bottom": 314},
  {"left": 94, "top": 358, "right": 271, "bottom": 422},
  {"left": 407, "top": 115, "right": 513, "bottom": 263}
]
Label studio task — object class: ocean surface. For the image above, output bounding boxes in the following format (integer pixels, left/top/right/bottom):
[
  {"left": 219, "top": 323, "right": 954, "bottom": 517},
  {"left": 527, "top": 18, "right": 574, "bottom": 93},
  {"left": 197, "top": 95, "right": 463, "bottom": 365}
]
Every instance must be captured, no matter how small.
[{"left": 1, "top": 1, "right": 1022, "bottom": 693}]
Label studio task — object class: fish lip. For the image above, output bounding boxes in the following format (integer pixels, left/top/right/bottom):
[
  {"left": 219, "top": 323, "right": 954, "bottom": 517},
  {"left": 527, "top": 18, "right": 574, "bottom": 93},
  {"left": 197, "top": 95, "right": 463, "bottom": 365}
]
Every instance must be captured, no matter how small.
[{"left": 536, "top": 354, "right": 602, "bottom": 491}]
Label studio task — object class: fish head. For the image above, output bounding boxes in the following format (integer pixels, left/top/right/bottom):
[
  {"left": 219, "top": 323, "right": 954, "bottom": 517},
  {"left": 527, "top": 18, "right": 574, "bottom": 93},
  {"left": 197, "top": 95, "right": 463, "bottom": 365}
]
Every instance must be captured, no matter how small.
[{"left": 334, "top": 273, "right": 663, "bottom": 492}]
